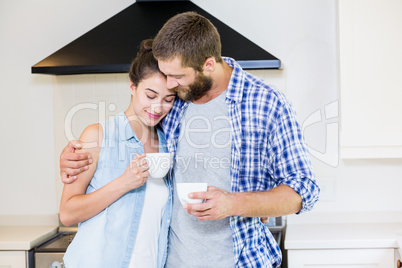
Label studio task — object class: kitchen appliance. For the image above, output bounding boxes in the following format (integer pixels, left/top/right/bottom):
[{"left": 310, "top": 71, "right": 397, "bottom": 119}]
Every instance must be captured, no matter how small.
[
  {"left": 32, "top": 217, "right": 284, "bottom": 267},
  {"left": 32, "top": 220, "right": 77, "bottom": 268},
  {"left": 34, "top": 231, "right": 75, "bottom": 268},
  {"left": 31, "top": 0, "right": 280, "bottom": 75}
]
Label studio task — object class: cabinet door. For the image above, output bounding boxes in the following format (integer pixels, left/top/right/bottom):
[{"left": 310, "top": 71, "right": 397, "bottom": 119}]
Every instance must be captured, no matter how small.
[
  {"left": 0, "top": 251, "right": 26, "bottom": 268},
  {"left": 395, "top": 249, "right": 402, "bottom": 268},
  {"left": 338, "top": 0, "right": 402, "bottom": 158},
  {"left": 288, "top": 248, "right": 393, "bottom": 268}
]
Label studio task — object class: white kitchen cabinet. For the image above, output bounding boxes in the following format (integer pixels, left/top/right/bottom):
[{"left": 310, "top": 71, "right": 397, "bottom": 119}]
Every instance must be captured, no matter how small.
[
  {"left": 288, "top": 248, "right": 394, "bottom": 268},
  {"left": 338, "top": 0, "right": 402, "bottom": 158},
  {"left": 0, "top": 251, "right": 27, "bottom": 268},
  {"left": 0, "top": 226, "right": 58, "bottom": 268},
  {"left": 395, "top": 249, "right": 401, "bottom": 268}
]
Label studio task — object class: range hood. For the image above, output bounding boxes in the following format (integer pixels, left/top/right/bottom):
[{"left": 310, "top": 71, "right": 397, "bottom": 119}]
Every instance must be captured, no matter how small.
[{"left": 32, "top": 0, "right": 281, "bottom": 75}]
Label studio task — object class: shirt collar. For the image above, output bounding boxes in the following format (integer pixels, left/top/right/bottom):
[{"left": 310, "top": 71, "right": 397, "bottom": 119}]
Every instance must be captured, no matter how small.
[
  {"left": 223, "top": 57, "right": 245, "bottom": 103},
  {"left": 118, "top": 112, "right": 166, "bottom": 144},
  {"left": 117, "top": 112, "right": 139, "bottom": 142}
]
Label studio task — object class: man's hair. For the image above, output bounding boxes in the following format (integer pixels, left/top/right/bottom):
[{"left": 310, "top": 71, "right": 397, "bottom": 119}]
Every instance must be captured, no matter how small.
[{"left": 153, "top": 11, "right": 223, "bottom": 72}]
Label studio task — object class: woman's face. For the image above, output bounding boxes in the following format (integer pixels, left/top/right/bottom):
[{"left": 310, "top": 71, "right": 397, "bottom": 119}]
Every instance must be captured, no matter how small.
[{"left": 130, "top": 72, "right": 176, "bottom": 127}]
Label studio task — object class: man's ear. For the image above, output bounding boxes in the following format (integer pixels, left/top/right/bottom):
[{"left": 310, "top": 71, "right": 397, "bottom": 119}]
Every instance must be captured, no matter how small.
[{"left": 203, "top": 57, "right": 216, "bottom": 73}]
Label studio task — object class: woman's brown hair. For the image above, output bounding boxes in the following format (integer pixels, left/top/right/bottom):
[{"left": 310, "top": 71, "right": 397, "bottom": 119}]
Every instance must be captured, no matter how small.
[{"left": 129, "top": 39, "right": 163, "bottom": 87}]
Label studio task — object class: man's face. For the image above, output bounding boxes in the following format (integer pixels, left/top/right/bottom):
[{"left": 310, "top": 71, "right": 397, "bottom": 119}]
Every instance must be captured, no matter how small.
[{"left": 158, "top": 57, "right": 212, "bottom": 102}]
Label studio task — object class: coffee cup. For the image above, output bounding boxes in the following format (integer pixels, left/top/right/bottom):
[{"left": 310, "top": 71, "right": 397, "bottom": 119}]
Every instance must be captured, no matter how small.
[
  {"left": 176, "top": 182, "right": 208, "bottom": 205},
  {"left": 145, "top": 153, "right": 171, "bottom": 178}
]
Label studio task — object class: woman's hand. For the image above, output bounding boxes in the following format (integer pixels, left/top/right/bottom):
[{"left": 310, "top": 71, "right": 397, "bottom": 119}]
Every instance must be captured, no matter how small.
[{"left": 121, "top": 154, "right": 150, "bottom": 191}]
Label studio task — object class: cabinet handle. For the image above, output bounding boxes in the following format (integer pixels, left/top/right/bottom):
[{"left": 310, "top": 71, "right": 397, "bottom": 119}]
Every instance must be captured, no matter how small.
[{"left": 397, "top": 259, "right": 401, "bottom": 268}]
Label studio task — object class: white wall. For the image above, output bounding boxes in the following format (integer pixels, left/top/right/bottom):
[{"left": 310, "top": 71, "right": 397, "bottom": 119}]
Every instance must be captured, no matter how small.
[
  {"left": 1, "top": 0, "right": 401, "bottom": 225},
  {"left": 0, "top": 0, "right": 135, "bottom": 225},
  {"left": 195, "top": 0, "right": 402, "bottom": 224}
]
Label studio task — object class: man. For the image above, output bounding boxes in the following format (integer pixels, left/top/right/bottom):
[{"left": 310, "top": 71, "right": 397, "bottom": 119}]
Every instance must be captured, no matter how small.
[{"left": 60, "top": 12, "right": 319, "bottom": 268}]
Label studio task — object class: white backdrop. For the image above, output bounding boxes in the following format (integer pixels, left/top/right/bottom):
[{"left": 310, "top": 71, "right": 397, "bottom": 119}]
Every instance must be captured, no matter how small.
[{"left": 1, "top": 0, "right": 401, "bottom": 225}]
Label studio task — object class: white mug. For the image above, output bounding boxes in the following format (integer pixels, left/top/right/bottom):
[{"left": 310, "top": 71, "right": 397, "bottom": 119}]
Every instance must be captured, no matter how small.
[
  {"left": 176, "top": 182, "right": 208, "bottom": 205},
  {"left": 145, "top": 153, "right": 171, "bottom": 178}
]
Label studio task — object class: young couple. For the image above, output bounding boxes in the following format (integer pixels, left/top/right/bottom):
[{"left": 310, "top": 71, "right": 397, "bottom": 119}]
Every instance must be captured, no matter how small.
[{"left": 60, "top": 11, "right": 320, "bottom": 268}]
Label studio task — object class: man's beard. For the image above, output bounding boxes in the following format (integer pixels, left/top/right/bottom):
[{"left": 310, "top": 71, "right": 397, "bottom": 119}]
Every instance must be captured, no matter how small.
[{"left": 174, "top": 73, "right": 213, "bottom": 102}]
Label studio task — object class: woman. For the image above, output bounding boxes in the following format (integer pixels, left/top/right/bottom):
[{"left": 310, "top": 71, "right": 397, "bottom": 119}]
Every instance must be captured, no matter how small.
[{"left": 59, "top": 39, "right": 176, "bottom": 268}]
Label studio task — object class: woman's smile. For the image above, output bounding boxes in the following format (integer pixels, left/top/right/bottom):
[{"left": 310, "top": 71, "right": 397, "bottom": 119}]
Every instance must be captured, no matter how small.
[{"left": 146, "top": 111, "right": 162, "bottom": 120}]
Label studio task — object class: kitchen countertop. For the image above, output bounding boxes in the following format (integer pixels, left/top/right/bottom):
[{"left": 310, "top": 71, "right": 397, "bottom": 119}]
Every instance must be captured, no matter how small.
[
  {"left": 285, "top": 222, "right": 402, "bottom": 255},
  {"left": 0, "top": 226, "right": 58, "bottom": 250}
]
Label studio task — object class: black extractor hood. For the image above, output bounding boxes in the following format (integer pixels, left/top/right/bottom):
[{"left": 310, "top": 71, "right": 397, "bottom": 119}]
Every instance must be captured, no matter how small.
[{"left": 32, "top": 0, "right": 281, "bottom": 75}]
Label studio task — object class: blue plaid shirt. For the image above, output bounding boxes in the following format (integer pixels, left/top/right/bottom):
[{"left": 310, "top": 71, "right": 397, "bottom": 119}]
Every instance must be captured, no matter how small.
[{"left": 161, "top": 57, "right": 319, "bottom": 268}]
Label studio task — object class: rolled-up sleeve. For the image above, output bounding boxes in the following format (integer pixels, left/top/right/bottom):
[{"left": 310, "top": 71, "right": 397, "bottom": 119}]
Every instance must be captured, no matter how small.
[
  {"left": 269, "top": 99, "right": 320, "bottom": 213},
  {"left": 281, "top": 175, "right": 320, "bottom": 213}
]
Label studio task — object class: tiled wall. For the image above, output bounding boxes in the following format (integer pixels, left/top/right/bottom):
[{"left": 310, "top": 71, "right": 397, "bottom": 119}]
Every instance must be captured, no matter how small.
[{"left": 54, "top": 74, "right": 130, "bottom": 141}]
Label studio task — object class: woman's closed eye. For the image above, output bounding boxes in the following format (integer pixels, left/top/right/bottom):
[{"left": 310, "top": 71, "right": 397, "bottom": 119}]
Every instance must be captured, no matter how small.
[{"left": 164, "top": 97, "right": 175, "bottom": 103}]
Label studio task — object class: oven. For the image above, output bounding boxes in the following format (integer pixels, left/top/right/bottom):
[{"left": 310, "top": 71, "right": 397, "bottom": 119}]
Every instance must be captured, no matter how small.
[
  {"left": 32, "top": 218, "right": 284, "bottom": 267},
  {"left": 33, "top": 226, "right": 76, "bottom": 268}
]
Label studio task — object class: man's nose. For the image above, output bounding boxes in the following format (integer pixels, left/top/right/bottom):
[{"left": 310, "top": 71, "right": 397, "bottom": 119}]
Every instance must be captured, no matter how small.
[{"left": 167, "top": 76, "right": 179, "bottom": 89}]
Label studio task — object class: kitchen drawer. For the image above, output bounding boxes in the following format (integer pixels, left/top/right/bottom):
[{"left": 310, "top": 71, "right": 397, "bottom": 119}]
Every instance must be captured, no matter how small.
[
  {"left": 288, "top": 248, "right": 394, "bottom": 268},
  {"left": 0, "top": 251, "right": 27, "bottom": 268}
]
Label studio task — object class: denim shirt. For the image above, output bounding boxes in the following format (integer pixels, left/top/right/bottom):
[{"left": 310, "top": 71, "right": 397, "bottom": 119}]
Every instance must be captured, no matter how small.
[{"left": 64, "top": 112, "right": 172, "bottom": 268}]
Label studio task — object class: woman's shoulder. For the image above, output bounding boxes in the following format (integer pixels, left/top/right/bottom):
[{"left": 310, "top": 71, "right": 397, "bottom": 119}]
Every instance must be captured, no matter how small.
[{"left": 79, "top": 123, "right": 104, "bottom": 150}]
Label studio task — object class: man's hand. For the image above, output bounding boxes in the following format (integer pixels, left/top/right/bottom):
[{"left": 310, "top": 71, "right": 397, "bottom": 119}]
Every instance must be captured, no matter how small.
[
  {"left": 60, "top": 140, "right": 93, "bottom": 184},
  {"left": 183, "top": 186, "right": 235, "bottom": 221},
  {"left": 183, "top": 184, "right": 302, "bottom": 221},
  {"left": 260, "top": 217, "right": 270, "bottom": 224}
]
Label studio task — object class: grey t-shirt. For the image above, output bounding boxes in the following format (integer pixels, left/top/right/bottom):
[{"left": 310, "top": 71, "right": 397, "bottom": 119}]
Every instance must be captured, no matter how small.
[{"left": 165, "top": 91, "right": 234, "bottom": 267}]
